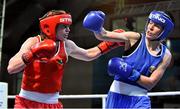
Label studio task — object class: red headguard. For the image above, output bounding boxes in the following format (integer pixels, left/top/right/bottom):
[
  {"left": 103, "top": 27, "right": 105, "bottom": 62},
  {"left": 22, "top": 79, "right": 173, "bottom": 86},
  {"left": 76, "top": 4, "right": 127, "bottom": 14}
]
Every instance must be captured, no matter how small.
[{"left": 40, "top": 13, "right": 72, "bottom": 41}]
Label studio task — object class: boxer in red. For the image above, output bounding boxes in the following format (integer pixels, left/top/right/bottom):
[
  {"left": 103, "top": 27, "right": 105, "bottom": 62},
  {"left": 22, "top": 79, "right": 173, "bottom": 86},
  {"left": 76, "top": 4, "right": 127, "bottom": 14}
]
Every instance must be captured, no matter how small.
[{"left": 7, "top": 10, "right": 125, "bottom": 108}]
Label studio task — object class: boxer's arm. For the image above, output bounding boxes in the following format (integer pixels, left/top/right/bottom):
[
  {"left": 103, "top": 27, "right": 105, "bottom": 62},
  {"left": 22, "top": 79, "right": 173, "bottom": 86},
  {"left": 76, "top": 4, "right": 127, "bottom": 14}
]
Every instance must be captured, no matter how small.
[
  {"left": 95, "top": 30, "right": 141, "bottom": 51},
  {"left": 65, "top": 39, "right": 101, "bottom": 61},
  {"left": 7, "top": 37, "right": 38, "bottom": 74},
  {"left": 137, "top": 49, "right": 172, "bottom": 90},
  {"left": 97, "top": 29, "right": 125, "bottom": 54},
  {"left": 83, "top": 11, "right": 139, "bottom": 44},
  {"left": 95, "top": 29, "right": 140, "bottom": 43},
  {"left": 97, "top": 41, "right": 124, "bottom": 54}
]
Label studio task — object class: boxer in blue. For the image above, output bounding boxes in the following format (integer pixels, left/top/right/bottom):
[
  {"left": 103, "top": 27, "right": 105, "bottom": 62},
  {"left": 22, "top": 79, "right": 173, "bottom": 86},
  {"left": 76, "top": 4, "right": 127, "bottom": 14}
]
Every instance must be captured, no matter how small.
[{"left": 83, "top": 10, "right": 174, "bottom": 108}]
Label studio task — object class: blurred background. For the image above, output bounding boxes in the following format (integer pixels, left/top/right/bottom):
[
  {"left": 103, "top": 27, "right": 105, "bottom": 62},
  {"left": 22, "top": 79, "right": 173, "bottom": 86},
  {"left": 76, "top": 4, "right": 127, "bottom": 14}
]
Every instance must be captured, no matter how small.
[{"left": 1, "top": 0, "right": 180, "bottom": 108}]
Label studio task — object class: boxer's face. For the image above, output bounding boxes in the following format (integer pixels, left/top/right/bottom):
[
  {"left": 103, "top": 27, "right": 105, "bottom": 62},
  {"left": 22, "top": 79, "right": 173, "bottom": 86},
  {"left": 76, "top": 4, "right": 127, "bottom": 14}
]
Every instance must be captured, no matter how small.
[
  {"left": 56, "top": 24, "right": 70, "bottom": 41},
  {"left": 146, "top": 20, "right": 162, "bottom": 40}
]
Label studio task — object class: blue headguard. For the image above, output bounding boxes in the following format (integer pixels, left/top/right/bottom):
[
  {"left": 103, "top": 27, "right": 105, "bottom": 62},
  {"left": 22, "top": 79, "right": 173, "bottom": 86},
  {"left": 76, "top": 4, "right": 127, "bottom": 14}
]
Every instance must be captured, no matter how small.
[{"left": 146, "top": 10, "right": 174, "bottom": 41}]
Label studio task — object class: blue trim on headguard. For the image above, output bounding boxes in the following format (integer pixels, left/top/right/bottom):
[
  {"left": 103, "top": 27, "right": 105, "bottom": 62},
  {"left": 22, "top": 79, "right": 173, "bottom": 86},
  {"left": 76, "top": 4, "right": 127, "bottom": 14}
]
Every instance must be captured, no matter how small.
[{"left": 146, "top": 10, "right": 174, "bottom": 41}]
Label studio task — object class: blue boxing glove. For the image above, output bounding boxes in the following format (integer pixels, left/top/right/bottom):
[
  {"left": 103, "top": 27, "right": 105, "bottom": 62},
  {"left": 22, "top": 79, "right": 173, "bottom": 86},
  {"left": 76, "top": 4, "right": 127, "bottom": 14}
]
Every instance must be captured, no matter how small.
[
  {"left": 107, "top": 57, "right": 141, "bottom": 82},
  {"left": 83, "top": 11, "right": 105, "bottom": 33},
  {"left": 96, "top": 11, "right": 105, "bottom": 19}
]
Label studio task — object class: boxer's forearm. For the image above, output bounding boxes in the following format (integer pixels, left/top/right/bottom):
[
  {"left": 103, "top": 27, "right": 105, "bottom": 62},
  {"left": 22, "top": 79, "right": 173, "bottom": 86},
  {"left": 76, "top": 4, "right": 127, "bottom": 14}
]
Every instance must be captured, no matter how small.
[{"left": 7, "top": 54, "right": 26, "bottom": 74}]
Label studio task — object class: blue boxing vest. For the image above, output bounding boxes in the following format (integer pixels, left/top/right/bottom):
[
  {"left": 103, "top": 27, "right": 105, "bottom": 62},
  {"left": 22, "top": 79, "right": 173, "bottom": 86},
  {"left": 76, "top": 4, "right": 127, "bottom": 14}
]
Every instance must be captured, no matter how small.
[{"left": 114, "top": 33, "right": 167, "bottom": 89}]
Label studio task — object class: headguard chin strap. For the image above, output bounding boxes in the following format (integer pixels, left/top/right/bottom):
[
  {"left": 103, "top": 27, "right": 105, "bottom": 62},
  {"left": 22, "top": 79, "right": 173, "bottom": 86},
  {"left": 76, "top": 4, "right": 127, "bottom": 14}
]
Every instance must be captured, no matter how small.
[
  {"left": 40, "top": 13, "right": 72, "bottom": 41},
  {"left": 145, "top": 10, "right": 174, "bottom": 41}
]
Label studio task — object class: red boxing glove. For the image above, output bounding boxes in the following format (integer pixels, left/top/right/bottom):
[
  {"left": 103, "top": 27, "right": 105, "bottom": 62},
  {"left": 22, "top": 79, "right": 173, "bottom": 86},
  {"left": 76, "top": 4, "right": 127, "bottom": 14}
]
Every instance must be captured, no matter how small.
[
  {"left": 97, "top": 41, "right": 125, "bottom": 54},
  {"left": 113, "top": 29, "right": 125, "bottom": 33},
  {"left": 97, "top": 29, "right": 125, "bottom": 54},
  {"left": 22, "top": 39, "right": 56, "bottom": 64}
]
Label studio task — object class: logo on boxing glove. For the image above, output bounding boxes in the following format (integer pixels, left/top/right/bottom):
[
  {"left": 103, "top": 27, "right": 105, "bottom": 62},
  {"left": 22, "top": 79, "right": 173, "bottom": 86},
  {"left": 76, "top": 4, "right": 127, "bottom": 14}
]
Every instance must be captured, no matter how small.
[{"left": 119, "top": 61, "right": 128, "bottom": 72}]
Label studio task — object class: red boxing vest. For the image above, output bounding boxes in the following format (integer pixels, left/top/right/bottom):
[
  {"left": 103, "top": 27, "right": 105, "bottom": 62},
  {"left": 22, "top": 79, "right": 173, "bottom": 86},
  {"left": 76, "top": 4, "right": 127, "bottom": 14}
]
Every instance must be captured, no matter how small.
[{"left": 21, "top": 36, "right": 68, "bottom": 93}]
